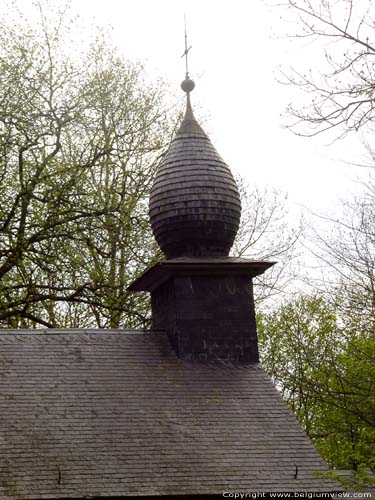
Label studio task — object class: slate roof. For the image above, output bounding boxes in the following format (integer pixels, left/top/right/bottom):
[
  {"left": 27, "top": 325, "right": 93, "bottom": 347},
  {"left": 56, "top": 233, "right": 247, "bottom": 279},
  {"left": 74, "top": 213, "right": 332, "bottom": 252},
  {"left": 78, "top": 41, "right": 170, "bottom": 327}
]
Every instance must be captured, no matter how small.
[{"left": 0, "top": 329, "right": 339, "bottom": 498}]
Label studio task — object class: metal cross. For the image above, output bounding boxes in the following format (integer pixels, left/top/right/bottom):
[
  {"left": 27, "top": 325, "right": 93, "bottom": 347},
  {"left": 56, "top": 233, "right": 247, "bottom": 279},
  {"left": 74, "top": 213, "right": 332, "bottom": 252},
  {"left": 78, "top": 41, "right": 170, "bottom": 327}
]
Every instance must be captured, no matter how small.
[{"left": 181, "top": 14, "right": 192, "bottom": 79}]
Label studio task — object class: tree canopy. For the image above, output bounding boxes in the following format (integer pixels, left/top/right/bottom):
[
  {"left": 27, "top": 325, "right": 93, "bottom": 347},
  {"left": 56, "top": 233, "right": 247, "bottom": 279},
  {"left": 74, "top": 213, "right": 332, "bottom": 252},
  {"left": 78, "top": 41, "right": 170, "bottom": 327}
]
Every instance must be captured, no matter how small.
[
  {"left": 0, "top": 4, "right": 172, "bottom": 328},
  {"left": 258, "top": 294, "right": 375, "bottom": 488},
  {"left": 264, "top": 0, "right": 375, "bottom": 486}
]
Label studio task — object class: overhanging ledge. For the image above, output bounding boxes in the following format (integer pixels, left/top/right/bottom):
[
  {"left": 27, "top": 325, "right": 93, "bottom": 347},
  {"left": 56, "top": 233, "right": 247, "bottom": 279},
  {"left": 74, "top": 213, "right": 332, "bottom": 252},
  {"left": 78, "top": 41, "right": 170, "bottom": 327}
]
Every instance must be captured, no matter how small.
[{"left": 128, "top": 257, "right": 275, "bottom": 292}]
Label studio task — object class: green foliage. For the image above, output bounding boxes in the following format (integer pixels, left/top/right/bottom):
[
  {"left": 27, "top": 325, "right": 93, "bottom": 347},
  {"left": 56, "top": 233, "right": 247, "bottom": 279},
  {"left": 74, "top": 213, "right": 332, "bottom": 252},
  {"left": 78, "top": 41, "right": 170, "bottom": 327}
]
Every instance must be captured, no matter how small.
[
  {"left": 0, "top": 2, "right": 173, "bottom": 328},
  {"left": 258, "top": 294, "right": 375, "bottom": 488}
]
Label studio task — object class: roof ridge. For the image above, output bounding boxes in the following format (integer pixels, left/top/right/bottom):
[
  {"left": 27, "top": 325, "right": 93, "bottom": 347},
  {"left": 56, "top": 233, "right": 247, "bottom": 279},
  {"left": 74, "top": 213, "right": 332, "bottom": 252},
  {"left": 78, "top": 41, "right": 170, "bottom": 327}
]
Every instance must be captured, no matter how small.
[{"left": 0, "top": 328, "right": 165, "bottom": 335}]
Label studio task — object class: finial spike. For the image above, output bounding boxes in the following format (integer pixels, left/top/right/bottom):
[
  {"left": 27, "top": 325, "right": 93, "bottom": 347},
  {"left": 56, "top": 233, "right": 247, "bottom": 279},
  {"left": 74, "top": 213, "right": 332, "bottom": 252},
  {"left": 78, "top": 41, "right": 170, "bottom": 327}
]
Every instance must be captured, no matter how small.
[
  {"left": 181, "top": 15, "right": 195, "bottom": 94},
  {"left": 181, "top": 14, "right": 192, "bottom": 80}
]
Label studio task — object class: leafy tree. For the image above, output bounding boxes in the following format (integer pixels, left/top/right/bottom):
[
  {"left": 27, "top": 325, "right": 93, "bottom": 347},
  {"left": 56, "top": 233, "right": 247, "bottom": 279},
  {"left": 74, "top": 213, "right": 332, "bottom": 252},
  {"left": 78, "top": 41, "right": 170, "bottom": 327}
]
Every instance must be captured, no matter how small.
[
  {"left": 258, "top": 293, "right": 375, "bottom": 488},
  {"left": 0, "top": 2, "right": 171, "bottom": 328},
  {"left": 276, "top": 5, "right": 375, "bottom": 479}
]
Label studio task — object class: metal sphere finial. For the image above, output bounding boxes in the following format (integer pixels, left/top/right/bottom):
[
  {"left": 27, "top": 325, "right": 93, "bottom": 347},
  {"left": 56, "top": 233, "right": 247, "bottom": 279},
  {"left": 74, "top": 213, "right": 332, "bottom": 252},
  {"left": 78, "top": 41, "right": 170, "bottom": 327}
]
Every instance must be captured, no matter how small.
[{"left": 181, "top": 78, "right": 195, "bottom": 93}]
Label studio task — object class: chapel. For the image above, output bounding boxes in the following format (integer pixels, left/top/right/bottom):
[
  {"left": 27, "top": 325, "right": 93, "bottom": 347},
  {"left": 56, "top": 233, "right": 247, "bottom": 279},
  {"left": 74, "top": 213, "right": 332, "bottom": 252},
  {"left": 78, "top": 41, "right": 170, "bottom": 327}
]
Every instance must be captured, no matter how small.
[{"left": 0, "top": 72, "right": 340, "bottom": 499}]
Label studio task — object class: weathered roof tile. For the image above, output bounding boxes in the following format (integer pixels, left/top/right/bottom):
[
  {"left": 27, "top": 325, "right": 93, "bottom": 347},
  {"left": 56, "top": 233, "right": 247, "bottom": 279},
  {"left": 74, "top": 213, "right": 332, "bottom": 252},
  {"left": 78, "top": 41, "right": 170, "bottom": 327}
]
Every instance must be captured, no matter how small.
[{"left": 0, "top": 330, "right": 339, "bottom": 498}]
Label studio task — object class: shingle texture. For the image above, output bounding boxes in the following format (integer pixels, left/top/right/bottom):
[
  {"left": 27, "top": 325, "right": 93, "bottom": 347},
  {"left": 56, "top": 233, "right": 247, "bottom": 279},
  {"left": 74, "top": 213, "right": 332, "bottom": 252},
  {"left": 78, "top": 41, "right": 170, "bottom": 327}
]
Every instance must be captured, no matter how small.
[
  {"left": 149, "top": 95, "right": 241, "bottom": 259},
  {"left": 0, "top": 330, "right": 338, "bottom": 498}
]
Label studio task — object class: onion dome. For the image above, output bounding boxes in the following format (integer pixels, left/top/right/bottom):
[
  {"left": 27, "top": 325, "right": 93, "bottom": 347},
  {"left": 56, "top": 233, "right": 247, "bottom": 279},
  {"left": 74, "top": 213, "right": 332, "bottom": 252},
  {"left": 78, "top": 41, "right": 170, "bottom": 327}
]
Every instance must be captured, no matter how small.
[{"left": 149, "top": 78, "right": 241, "bottom": 258}]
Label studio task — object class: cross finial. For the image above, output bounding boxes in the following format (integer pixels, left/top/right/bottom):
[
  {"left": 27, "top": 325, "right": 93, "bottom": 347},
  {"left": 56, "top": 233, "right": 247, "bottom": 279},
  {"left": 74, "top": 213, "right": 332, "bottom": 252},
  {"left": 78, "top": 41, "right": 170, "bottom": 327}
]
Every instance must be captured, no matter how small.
[{"left": 181, "top": 14, "right": 192, "bottom": 79}]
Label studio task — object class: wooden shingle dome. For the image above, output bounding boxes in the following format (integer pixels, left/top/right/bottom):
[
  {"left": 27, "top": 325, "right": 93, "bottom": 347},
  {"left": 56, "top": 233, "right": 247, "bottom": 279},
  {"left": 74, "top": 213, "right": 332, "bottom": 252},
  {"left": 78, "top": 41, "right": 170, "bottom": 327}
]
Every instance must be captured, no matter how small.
[{"left": 149, "top": 80, "right": 241, "bottom": 258}]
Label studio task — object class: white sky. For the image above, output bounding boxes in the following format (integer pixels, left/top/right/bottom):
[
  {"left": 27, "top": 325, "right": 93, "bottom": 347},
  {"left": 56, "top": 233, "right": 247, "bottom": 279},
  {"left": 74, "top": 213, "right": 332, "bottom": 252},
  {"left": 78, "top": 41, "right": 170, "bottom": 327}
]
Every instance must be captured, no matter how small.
[{"left": 12, "top": 0, "right": 370, "bottom": 216}]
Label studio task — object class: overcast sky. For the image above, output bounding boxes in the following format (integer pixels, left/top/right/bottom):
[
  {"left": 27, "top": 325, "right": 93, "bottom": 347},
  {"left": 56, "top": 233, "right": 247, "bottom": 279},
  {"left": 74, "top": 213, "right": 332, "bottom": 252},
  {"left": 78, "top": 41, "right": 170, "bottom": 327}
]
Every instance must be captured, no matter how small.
[{"left": 13, "top": 0, "right": 369, "bottom": 216}]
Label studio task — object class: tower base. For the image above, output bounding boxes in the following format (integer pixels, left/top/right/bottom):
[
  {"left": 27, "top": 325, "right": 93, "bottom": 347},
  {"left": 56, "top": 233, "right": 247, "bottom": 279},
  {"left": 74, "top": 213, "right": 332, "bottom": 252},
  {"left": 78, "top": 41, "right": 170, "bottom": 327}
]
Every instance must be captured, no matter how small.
[{"left": 128, "top": 257, "right": 274, "bottom": 362}]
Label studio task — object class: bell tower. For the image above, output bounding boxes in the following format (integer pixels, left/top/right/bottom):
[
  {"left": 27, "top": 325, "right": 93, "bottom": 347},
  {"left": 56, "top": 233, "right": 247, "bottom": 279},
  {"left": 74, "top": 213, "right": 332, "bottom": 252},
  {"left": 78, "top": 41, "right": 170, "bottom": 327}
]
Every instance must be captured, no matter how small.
[{"left": 129, "top": 37, "right": 273, "bottom": 362}]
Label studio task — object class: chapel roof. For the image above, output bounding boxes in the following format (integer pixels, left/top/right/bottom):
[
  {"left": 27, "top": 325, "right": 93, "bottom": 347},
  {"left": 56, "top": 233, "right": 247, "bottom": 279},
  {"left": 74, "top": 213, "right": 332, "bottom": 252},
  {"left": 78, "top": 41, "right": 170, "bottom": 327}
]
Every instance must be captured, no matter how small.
[{"left": 0, "top": 329, "right": 339, "bottom": 499}]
